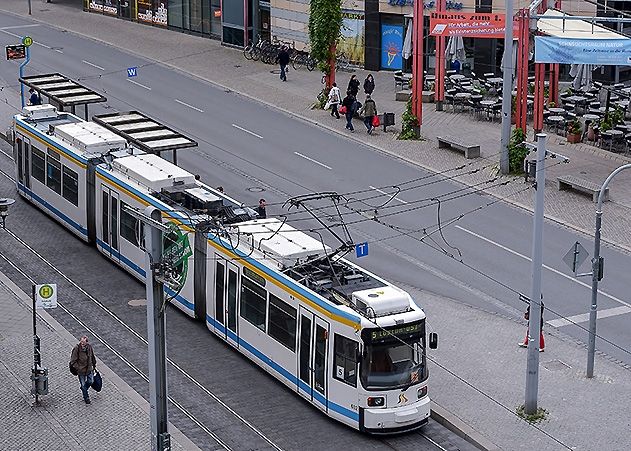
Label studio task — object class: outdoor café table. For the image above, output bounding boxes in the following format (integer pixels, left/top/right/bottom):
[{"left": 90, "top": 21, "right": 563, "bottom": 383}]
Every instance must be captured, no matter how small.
[
  {"left": 450, "top": 74, "right": 466, "bottom": 81},
  {"left": 588, "top": 108, "right": 602, "bottom": 115},
  {"left": 454, "top": 92, "right": 470, "bottom": 111},
  {"left": 547, "top": 115, "right": 565, "bottom": 134},
  {"left": 600, "top": 129, "right": 623, "bottom": 151},
  {"left": 487, "top": 77, "right": 503, "bottom": 87},
  {"left": 583, "top": 113, "right": 600, "bottom": 124},
  {"left": 479, "top": 100, "right": 495, "bottom": 119},
  {"left": 615, "top": 123, "right": 631, "bottom": 133},
  {"left": 567, "top": 96, "right": 587, "bottom": 104},
  {"left": 549, "top": 107, "right": 566, "bottom": 115}
]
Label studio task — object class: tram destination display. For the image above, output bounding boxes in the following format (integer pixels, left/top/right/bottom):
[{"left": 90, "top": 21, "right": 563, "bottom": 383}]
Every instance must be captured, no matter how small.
[{"left": 6, "top": 44, "right": 26, "bottom": 60}]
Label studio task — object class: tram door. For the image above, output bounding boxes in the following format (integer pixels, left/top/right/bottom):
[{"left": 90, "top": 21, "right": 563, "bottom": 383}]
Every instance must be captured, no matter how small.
[
  {"left": 297, "top": 307, "right": 329, "bottom": 412},
  {"left": 15, "top": 135, "right": 31, "bottom": 199},
  {"left": 215, "top": 257, "right": 239, "bottom": 347},
  {"left": 101, "top": 187, "right": 120, "bottom": 263}
]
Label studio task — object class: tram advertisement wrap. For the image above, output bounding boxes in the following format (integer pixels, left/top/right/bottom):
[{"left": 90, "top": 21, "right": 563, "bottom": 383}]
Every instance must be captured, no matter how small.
[
  {"left": 535, "top": 37, "right": 631, "bottom": 65},
  {"left": 430, "top": 12, "right": 518, "bottom": 39},
  {"left": 137, "top": 0, "right": 168, "bottom": 26}
]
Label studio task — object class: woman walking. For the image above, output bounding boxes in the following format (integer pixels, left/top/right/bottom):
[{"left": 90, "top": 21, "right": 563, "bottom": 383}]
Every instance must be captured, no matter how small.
[
  {"left": 359, "top": 94, "right": 377, "bottom": 134},
  {"left": 347, "top": 75, "right": 360, "bottom": 97},
  {"left": 327, "top": 83, "right": 341, "bottom": 119},
  {"left": 363, "top": 74, "right": 375, "bottom": 95},
  {"left": 341, "top": 92, "right": 356, "bottom": 132}
]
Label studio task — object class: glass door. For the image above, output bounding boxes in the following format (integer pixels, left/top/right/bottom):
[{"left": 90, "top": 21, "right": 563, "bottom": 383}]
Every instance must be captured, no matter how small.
[
  {"left": 102, "top": 187, "right": 120, "bottom": 262},
  {"left": 225, "top": 261, "right": 239, "bottom": 347},
  {"left": 297, "top": 307, "right": 329, "bottom": 412}
]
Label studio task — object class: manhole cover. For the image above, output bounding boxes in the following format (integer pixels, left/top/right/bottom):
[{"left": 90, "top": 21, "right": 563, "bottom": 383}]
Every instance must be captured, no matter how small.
[
  {"left": 128, "top": 299, "right": 147, "bottom": 307},
  {"left": 234, "top": 64, "right": 241, "bottom": 68},
  {"left": 246, "top": 187, "right": 265, "bottom": 192},
  {"left": 543, "top": 359, "right": 571, "bottom": 372}
]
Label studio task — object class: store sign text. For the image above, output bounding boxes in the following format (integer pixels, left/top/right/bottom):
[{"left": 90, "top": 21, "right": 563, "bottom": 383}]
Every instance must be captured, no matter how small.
[{"left": 387, "top": 0, "right": 464, "bottom": 10}]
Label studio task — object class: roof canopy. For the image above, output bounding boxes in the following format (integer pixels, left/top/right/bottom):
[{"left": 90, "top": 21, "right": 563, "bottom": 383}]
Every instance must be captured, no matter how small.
[
  {"left": 19, "top": 73, "right": 107, "bottom": 106},
  {"left": 537, "top": 9, "right": 627, "bottom": 40}
]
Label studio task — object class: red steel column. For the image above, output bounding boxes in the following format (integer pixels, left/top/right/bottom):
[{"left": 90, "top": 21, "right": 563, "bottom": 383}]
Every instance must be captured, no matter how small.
[
  {"left": 412, "top": 0, "right": 424, "bottom": 124},
  {"left": 326, "top": 43, "right": 336, "bottom": 88},
  {"left": 533, "top": 63, "right": 545, "bottom": 133},
  {"left": 515, "top": 9, "right": 529, "bottom": 132},
  {"left": 549, "top": 63, "right": 559, "bottom": 105},
  {"left": 435, "top": 2, "right": 446, "bottom": 110}
]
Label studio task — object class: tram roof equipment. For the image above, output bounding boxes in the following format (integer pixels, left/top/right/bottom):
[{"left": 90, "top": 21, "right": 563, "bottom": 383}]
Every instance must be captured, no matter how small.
[{"left": 92, "top": 111, "right": 198, "bottom": 165}]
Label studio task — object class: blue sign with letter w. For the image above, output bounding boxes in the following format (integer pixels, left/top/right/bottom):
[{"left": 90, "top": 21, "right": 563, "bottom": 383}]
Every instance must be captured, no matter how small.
[{"left": 127, "top": 67, "right": 137, "bottom": 77}]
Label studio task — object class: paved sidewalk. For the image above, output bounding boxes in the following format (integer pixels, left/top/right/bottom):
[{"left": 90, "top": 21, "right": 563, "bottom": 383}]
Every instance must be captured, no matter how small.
[{"left": 0, "top": 270, "right": 199, "bottom": 451}]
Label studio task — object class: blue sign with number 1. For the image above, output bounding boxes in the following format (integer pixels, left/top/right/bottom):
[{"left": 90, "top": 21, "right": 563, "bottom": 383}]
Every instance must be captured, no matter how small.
[
  {"left": 127, "top": 67, "right": 137, "bottom": 77},
  {"left": 355, "top": 242, "right": 369, "bottom": 258}
]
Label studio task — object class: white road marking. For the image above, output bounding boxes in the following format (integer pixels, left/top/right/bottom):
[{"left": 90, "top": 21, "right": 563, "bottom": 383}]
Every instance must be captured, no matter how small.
[
  {"left": 0, "top": 29, "right": 20, "bottom": 38},
  {"left": 54, "top": 49, "right": 63, "bottom": 54},
  {"left": 294, "top": 152, "right": 332, "bottom": 170},
  {"left": 547, "top": 306, "right": 631, "bottom": 328},
  {"left": 127, "top": 78, "right": 151, "bottom": 90},
  {"left": 174, "top": 98, "right": 204, "bottom": 112},
  {"left": 231, "top": 123, "right": 263, "bottom": 139},
  {"left": 81, "top": 59, "right": 104, "bottom": 70},
  {"left": 369, "top": 185, "right": 408, "bottom": 204},
  {"left": 0, "top": 29, "right": 51, "bottom": 49},
  {"left": 454, "top": 225, "right": 630, "bottom": 309},
  {"left": 0, "top": 24, "right": 41, "bottom": 30}
]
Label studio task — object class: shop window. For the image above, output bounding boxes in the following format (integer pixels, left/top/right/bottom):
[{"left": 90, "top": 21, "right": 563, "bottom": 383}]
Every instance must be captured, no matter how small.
[{"left": 475, "top": 0, "right": 492, "bottom": 13}]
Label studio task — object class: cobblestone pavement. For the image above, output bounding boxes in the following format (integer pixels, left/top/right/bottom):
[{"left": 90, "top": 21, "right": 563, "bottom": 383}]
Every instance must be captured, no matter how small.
[
  {"left": 0, "top": 271, "right": 198, "bottom": 451},
  {"left": 1, "top": 1, "right": 630, "bottom": 253}
]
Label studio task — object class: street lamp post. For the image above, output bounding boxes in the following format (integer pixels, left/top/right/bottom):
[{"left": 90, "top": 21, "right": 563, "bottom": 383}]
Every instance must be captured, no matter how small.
[{"left": 586, "top": 163, "right": 631, "bottom": 378}]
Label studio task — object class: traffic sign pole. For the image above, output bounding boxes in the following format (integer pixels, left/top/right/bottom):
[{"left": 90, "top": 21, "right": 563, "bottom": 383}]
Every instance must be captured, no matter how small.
[
  {"left": 31, "top": 284, "right": 40, "bottom": 404},
  {"left": 19, "top": 44, "right": 31, "bottom": 108}
]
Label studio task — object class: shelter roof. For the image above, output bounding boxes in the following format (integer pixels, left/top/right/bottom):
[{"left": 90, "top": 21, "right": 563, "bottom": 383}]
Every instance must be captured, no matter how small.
[
  {"left": 19, "top": 73, "right": 107, "bottom": 106},
  {"left": 537, "top": 9, "right": 627, "bottom": 40}
]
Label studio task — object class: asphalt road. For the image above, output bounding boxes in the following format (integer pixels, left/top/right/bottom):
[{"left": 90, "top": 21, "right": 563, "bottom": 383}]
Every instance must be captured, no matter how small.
[{"left": 0, "top": 6, "right": 629, "bottom": 433}]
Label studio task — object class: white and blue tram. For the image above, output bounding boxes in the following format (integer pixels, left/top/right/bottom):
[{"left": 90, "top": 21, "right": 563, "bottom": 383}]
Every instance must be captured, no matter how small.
[{"left": 12, "top": 105, "right": 438, "bottom": 433}]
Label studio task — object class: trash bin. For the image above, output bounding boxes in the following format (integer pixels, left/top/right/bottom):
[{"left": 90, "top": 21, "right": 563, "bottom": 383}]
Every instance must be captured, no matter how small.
[
  {"left": 31, "top": 367, "right": 49, "bottom": 396},
  {"left": 382, "top": 112, "right": 395, "bottom": 131},
  {"left": 524, "top": 159, "right": 536, "bottom": 182}
]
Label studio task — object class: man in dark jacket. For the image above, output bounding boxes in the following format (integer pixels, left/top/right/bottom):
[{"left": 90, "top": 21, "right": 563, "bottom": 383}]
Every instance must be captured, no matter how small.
[
  {"left": 347, "top": 75, "right": 360, "bottom": 97},
  {"left": 276, "top": 47, "right": 290, "bottom": 82},
  {"left": 363, "top": 74, "right": 375, "bottom": 95},
  {"left": 256, "top": 198, "right": 267, "bottom": 219},
  {"left": 70, "top": 335, "right": 97, "bottom": 403},
  {"left": 342, "top": 92, "right": 356, "bottom": 132}
]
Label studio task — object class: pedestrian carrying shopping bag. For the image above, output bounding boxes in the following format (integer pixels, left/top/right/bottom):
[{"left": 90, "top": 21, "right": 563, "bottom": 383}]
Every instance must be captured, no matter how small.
[
  {"left": 372, "top": 115, "right": 381, "bottom": 127},
  {"left": 339, "top": 105, "right": 347, "bottom": 115},
  {"left": 91, "top": 370, "right": 103, "bottom": 392}
]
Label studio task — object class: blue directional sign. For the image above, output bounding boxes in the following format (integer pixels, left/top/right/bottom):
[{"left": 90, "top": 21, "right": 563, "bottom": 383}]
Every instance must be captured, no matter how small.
[
  {"left": 127, "top": 67, "right": 137, "bottom": 77},
  {"left": 355, "top": 242, "right": 369, "bottom": 258}
]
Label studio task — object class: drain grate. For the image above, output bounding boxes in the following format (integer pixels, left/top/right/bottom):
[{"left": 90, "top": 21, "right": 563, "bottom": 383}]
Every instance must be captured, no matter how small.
[{"left": 543, "top": 359, "right": 572, "bottom": 371}]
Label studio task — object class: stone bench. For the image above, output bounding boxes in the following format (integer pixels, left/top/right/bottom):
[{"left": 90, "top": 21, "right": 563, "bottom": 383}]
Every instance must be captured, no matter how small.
[
  {"left": 557, "top": 175, "right": 609, "bottom": 202},
  {"left": 437, "top": 136, "right": 480, "bottom": 159},
  {"left": 395, "top": 90, "right": 411, "bottom": 101}
]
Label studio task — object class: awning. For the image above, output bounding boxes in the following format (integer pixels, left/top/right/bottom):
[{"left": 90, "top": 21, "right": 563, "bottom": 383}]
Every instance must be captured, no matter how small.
[
  {"left": 537, "top": 9, "right": 627, "bottom": 40},
  {"left": 19, "top": 73, "right": 107, "bottom": 106}
]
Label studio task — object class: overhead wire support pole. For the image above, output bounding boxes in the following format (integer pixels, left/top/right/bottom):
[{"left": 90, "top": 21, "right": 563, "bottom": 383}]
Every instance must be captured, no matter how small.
[
  {"left": 500, "top": 0, "right": 515, "bottom": 175},
  {"left": 524, "top": 133, "right": 547, "bottom": 415},
  {"left": 587, "top": 164, "right": 631, "bottom": 378}
]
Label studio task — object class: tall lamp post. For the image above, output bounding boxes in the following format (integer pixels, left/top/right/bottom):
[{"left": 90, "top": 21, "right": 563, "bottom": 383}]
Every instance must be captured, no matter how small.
[{"left": 586, "top": 164, "right": 631, "bottom": 378}]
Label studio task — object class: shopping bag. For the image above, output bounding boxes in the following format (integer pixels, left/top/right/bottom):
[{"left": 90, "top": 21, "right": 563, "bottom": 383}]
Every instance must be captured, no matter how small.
[
  {"left": 339, "top": 105, "right": 347, "bottom": 115},
  {"left": 372, "top": 115, "right": 380, "bottom": 127},
  {"left": 91, "top": 370, "right": 103, "bottom": 392}
]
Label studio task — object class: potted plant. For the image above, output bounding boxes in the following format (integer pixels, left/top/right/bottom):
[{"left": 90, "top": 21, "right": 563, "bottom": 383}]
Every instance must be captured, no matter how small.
[
  {"left": 508, "top": 128, "right": 528, "bottom": 173},
  {"left": 566, "top": 118, "right": 582, "bottom": 143},
  {"left": 599, "top": 116, "right": 612, "bottom": 133}
]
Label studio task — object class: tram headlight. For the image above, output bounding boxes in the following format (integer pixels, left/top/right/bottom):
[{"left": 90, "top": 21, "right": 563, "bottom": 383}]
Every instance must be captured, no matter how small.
[
  {"left": 367, "top": 396, "right": 385, "bottom": 407},
  {"left": 418, "top": 386, "right": 428, "bottom": 399}
]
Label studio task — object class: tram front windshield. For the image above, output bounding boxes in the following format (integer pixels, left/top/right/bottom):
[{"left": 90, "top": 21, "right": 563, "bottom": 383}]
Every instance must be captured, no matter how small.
[{"left": 360, "top": 321, "right": 427, "bottom": 390}]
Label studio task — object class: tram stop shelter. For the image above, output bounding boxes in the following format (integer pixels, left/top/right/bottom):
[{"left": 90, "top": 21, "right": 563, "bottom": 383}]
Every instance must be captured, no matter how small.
[
  {"left": 18, "top": 73, "right": 106, "bottom": 120},
  {"left": 92, "top": 111, "right": 198, "bottom": 165}
]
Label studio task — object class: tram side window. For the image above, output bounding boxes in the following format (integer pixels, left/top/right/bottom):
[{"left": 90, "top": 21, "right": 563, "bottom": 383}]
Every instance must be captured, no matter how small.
[
  {"left": 268, "top": 294, "right": 297, "bottom": 351},
  {"left": 334, "top": 335, "right": 358, "bottom": 387},
  {"left": 31, "top": 148, "right": 46, "bottom": 184},
  {"left": 62, "top": 166, "right": 79, "bottom": 206},
  {"left": 240, "top": 276, "right": 267, "bottom": 331},
  {"left": 46, "top": 149, "right": 62, "bottom": 194},
  {"left": 120, "top": 201, "right": 143, "bottom": 247}
]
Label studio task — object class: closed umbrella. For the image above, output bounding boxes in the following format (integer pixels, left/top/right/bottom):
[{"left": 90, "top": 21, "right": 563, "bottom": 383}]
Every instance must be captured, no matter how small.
[
  {"left": 570, "top": 64, "right": 598, "bottom": 92},
  {"left": 402, "top": 20, "right": 413, "bottom": 60},
  {"left": 445, "top": 36, "right": 465, "bottom": 62},
  {"left": 500, "top": 40, "right": 517, "bottom": 89}
]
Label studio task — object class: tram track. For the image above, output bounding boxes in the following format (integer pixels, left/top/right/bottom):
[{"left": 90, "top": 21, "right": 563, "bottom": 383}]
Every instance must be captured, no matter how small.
[{"left": 0, "top": 148, "right": 284, "bottom": 451}]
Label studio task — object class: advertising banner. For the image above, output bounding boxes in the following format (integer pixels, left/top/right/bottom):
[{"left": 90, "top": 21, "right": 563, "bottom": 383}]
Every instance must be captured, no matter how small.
[
  {"left": 381, "top": 24, "right": 404, "bottom": 70},
  {"left": 89, "top": 0, "right": 118, "bottom": 16},
  {"left": 535, "top": 36, "right": 631, "bottom": 65},
  {"left": 339, "top": 11, "right": 365, "bottom": 66},
  {"left": 429, "top": 12, "right": 517, "bottom": 39}
]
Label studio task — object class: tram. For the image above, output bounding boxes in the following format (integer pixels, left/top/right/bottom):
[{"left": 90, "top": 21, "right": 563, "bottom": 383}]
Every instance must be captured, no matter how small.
[{"left": 12, "top": 104, "right": 438, "bottom": 433}]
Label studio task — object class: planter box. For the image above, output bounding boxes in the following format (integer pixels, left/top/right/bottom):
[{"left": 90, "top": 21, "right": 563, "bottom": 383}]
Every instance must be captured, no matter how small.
[
  {"left": 395, "top": 90, "right": 412, "bottom": 102},
  {"left": 567, "top": 133, "right": 581, "bottom": 143},
  {"left": 422, "top": 91, "right": 434, "bottom": 103}
]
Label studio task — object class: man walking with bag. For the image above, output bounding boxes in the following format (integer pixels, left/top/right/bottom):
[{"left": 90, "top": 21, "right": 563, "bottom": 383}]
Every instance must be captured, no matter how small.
[{"left": 70, "top": 335, "right": 97, "bottom": 403}]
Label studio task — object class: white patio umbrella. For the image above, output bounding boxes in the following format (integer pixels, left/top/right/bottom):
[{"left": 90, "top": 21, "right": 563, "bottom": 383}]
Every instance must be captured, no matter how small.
[
  {"left": 445, "top": 36, "right": 465, "bottom": 62},
  {"left": 402, "top": 20, "right": 413, "bottom": 60},
  {"left": 570, "top": 64, "right": 599, "bottom": 91},
  {"left": 500, "top": 41, "right": 517, "bottom": 89}
]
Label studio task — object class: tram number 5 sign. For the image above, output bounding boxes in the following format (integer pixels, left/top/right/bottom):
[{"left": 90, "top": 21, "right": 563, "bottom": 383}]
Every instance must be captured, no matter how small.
[{"left": 35, "top": 283, "right": 58, "bottom": 309}]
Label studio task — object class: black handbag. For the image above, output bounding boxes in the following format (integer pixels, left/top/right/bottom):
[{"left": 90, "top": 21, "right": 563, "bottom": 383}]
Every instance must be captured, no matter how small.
[
  {"left": 69, "top": 362, "right": 78, "bottom": 376},
  {"left": 91, "top": 370, "right": 103, "bottom": 392}
]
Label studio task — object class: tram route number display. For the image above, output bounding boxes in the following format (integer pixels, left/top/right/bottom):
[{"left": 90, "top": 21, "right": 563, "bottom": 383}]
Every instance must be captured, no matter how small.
[
  {"left": 137, "top": 0, "right": 168, "bottom": 26},
  {"left": 370, "top": 323, "right": 422, "bottom": 341}
]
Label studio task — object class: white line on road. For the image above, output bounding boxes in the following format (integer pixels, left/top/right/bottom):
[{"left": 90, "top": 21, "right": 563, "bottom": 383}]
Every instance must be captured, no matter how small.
[
  {"left": 0, "top": 24, "right": 41, "bottom": 30},
  {"left": 174, "top": 98, "right": 204, "bottom": 113},
  {"left": 81, "top": 60, "right": 104, "bottom": 71},
  {"left": 0, "top": 29, "right": 51, "bottom": 49},
  {"left": 54, "top": 49, "right": 63, "bottom": 54},
  {"left": 126, "top": 78, "right": 152, "bottom": 90},
  {"left": 547, "top": 306, "right": 631, "bottom": 328},
  {"left": 293, "top": 152, "right": 332, "bottom": 170},
  {"left": 369, "top": 185, "right": 408, "bottom": 204},
  {"left": 454, "top": 225, "right": 630, "bottom": 309},
  {"left": 231, "top": 124, "right": 263, "bottom": 139}
]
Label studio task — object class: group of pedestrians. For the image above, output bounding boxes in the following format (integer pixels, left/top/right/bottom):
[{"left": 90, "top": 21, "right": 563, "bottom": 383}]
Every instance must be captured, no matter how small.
[{"left": 326, "top": 74, "right": 378, "bottom": 134}]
